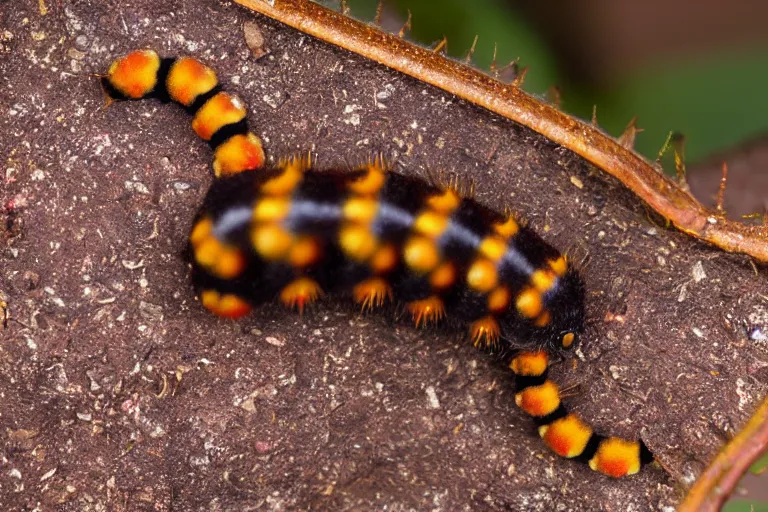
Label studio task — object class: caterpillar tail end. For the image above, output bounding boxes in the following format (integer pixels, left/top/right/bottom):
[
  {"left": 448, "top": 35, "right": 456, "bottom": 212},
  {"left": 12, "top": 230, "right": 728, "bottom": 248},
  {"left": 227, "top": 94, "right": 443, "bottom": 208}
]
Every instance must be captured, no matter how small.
[{"left": 510, "top": 351, "right": 653, "bottom": 477}]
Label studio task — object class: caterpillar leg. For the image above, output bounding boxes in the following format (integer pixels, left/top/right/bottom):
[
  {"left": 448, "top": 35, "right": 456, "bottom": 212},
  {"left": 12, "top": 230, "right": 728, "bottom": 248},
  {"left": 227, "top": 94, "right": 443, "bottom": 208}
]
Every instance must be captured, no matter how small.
[
  {"left": 510, "top": 351, "right": 654, "bottom": 477},
  {"left": 102, "top": 50, "right": 265, "bottom": 177}
]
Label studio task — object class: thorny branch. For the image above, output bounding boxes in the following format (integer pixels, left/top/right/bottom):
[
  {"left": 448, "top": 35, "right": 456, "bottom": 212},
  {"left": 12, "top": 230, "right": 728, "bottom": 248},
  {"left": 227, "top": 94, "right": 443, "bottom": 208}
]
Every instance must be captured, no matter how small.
[{"left": 233, "top": 0, "right": 768, "bottom": 264}]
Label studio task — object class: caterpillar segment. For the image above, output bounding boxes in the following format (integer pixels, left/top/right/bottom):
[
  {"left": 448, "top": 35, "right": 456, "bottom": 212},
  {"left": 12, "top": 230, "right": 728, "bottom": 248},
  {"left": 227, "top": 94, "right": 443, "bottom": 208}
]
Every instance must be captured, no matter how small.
[
  {"left": 102, "top": 50, "right": 653, "bottom": 477},
  {"left": 510, "top": 351, "right": 654, "bottom": 477},
  {"left": 101, "top": 50, "right": 265, "bottom": 177}
]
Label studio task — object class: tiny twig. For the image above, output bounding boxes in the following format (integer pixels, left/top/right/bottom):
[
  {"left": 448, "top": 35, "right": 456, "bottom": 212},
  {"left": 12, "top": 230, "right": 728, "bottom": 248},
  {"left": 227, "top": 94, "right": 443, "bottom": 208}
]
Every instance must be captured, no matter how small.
[
  {"left": 232, "top": 0, "right": 768, "bottom": 264},
  {"left": 679, "top": 396, "right": 768, "bottom": 512}
]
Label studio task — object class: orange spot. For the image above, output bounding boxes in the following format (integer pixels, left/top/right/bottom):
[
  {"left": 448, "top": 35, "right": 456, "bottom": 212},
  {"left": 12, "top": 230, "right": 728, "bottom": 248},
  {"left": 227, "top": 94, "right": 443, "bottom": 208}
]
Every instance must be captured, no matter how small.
[
  {"left": 189, "top": 217, "right": 213, "bottom": 247},
  {"left": 200, "top": 289, "right": 251, "bottom": 319},
  {"left": 538, "top": 415, "right": 593, "bottom": 458},
  {"left": 479, "top": 235, "right": 507, "bottom": 261},
  {"left": 371, "top": 244, "right": 398, "bottom": 273},
  {"left": 260, "top": 161, "right": 304, "bottom": 195},
  {"left": 194, "top": 237, "right": 223, "bottom": 267},
  {"left": 192, "top": 92, "right": 247, "bottom": 141},
  {"left": 343, "top": 197, "right": 378, "bottom": 223},
  {"left": 407, "top": 295, "right": 445, "bottom": 327},
  {"left": 213, "top": 133, "right": 265, "bottom": 177},
  {"left": 106, "top": 50, "right": 160, "bottom": 99},
  {"left": 548, "top": 256, "right": 568, "bottom": 277},
  {"left": 466, "top": 258, "right": 498, "bottom": 293},
  {"left": 533, "top": 310, "right": 551, "bottom": 327},
  {"left": 403, "top": 236, "right": 440, "bottom": 273},
  {"left": 493, "top": 217, "right": 519, "bottom": 238},
  {"left": 414, "top": 211, "right": 449, "bottom": 238},
  {"left": 251, "top": 224, "right": 293, "bottom": 261},
  {"left": 429, "top": 262, "right": 456, "bottom": 290},
  {"left": 509, "top": 351, "right": 549, "bottom": 377},
  {"left": 339, "top": 224, "right": 378, "bottom": 262},
  {"left": 561, "top": 332, "right": 575, "bottom": 348},
  {"left": 166, "top": 57, "right": 218, "bottom": 107},
  {"left": 515, "top": 380, "right": 560, "bottom": 417},
  {"left": 289, "top": 237, "right": 322, "bottom": 268},
  {"left": 212, "top": 247, "right": 246, "bottom": 279},
  {"left": 349, "top": 165, "right": 386, "bottom": 195},
  {"left": 589, "top": 438, "right": 642, "bottom": 477},
  {"left": 353, "top": 277, "right": 393, "bottom": 311},
  {"left": 426, "top": 189, "right": 460, "bottom": 214},
  {"left": 279, "top": 277, "right": 322, "bottom": 314},
  {"left": 487, "top": 286, "right": 511, "bottom": 313},
  {"left": 531, "top": 269, "right": 557, "bottom": 293},
  {"left": 253, "top": 197, "right": 291, "bottom": 223},
  {"left": 470, "top": 315, "right": 500, "bottom": 348},
  {"left": 516, "top": 288, "right": 543, "bottom": 319}
]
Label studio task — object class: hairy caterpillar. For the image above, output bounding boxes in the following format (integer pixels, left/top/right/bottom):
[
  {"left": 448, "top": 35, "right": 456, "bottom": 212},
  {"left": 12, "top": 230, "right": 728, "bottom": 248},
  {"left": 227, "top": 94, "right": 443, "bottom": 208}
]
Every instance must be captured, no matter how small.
[{"left": 101, "top": 49, "right": 654, "bottom": 477}]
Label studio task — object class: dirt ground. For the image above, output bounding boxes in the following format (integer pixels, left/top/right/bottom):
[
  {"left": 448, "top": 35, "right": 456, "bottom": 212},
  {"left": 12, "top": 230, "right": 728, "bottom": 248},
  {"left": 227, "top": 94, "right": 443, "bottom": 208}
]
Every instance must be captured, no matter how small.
[{"left": 1, "top": 1, "right": 767, "bottom": 510}]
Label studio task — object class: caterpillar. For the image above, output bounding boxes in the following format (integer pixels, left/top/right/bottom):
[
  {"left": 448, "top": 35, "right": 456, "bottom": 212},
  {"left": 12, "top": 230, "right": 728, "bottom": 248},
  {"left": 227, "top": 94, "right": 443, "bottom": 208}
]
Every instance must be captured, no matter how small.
[{"left": 101, "top": 49, "right": 654, "bottom": 478}]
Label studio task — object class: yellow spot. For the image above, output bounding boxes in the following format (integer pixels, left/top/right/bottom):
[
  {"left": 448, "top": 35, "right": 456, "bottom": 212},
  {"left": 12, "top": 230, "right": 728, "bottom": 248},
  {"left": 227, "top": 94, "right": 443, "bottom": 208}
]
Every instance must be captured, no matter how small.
[
  {"left": 479, "top": 235, "right": 507, "bottom": 261},
  {"left": 107, "top": 50, "right": 160, "bottom": 99},
  {"left": 487, "top": 286, "right": 511, "bottom": 313},
  {"left": 194, "top": 237, "right": 222, "bottom": 267},
  {"left": 414, "top": 211, "right": 449, "bottom": 238},
  {"left": 509, "top": 351, "right": 549, "bottom": 377},
  {"left": 289, "top": 237, "right": 322, "bottom": 268},
  {"left": 493, "top": 217, "right": 519, "bottom": 238},
  {"left": 166, "top": 57, "right": 218, "bottom": 107},
  {"left": 213, "top": 133, "right": 265, "bottom": 177},
  {"left": 561, "top": 332, "right": 575, "bottom": 348},
  {"left": 371, "top": 244, "right": 399, "bottom": 273},
  {"left": 589, "top": 438, "right": 642, "bottom": 477},
  {"left": 548, "top": 256, "right": 568, "bottom": 277},
  {"left": 339, "top": 224, "right": 378, "bottom": 262},
  {"left": 515, "top": 380, "right": 560, "bottom": 417},
  {"left": 534, "top": 310, "right": 552, "bottom": 327},
  {"left": 251, "top": 224, "right": 293, "bottom": 261},
  {"left": 429, "top": 262, "right": 456, "bottom": 290},
  {"left": 426, "top": 189, "right": 460, "bottom": 214},
  {"left": 343, "top": 197, "right": 378, "bottom": 224},
  {"left": 253, "top": 197, "right": 291, "bottom": 223},
  {"left": 200, "top": 289, "right": 251, "bottom": 319},
  {"left": 516, "top": 288, "right": 543, "bottom": 319},
  {"left": 279, "top": 277, "right": 322, "bottom": 314},
  {"left": 531, "top": 269, "right": 557, "bottom": 293},
  {"left": 538, "top": 414, "right": 593, "bottom": 458},
  {"left": 470, "top": 315, "right": 500, "bottom": 348},
  {"left": 466, "top": 258, "right": 498, "bottom": 293},
  {"left": 192, "top": 92, "right": 247, "bottom": 141},
  {"left": 212, "top": 247, "right": 246, "bottom": 279},
  {"left": 353, "top": 278, "right": 393, "bottom": 311},
  {"left": 407, "top": 295, "right": 445, "bottom": 327},
  {"left": 189, "top": 217, "right": 213, "bottom": 247},
  {"left": 260, "top": 161, "right": 304, "bottom": 195},
  {"left": 403, "top": 236, "right": 440, "bottom": 273},
  {"left": 349, "top": 166, "right": 386, "bottom": 195}
]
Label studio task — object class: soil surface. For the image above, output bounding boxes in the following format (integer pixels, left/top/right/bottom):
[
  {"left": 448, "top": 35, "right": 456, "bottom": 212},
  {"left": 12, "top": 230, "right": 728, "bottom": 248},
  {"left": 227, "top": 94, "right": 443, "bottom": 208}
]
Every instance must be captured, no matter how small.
[{"left": 1, "top": 1, "right": 767, "bottom": 510}]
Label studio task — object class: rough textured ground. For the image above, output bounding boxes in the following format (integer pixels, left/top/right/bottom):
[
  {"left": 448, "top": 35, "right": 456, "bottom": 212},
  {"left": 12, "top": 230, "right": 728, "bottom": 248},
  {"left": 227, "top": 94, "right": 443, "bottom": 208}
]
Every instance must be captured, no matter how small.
[{"left": 1, "top": 1, "right": 767, "bottom": 510}]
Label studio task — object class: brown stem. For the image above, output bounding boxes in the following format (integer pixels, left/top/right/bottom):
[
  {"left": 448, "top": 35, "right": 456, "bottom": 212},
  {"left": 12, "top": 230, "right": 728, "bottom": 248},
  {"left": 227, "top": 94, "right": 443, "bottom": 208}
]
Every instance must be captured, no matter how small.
[
  {"left": 232, "top": 0, "right": 768, "bottom": 264},
  {"left": 678, "top": 396, "right": 768, "bottom": 512}
]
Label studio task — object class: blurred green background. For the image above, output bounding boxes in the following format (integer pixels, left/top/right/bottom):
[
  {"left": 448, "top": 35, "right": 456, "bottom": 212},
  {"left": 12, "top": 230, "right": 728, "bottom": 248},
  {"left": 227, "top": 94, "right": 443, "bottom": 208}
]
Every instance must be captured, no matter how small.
[{"left": 338, "top": 0, "right": 768, "bottom": 166}]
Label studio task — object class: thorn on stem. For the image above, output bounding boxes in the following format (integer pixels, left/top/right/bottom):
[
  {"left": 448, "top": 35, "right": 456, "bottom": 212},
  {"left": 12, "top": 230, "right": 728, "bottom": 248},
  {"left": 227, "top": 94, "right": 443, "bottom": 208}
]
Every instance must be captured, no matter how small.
[
  {"left": 547, "top": 86, "right": 561, "bottom": 109},
  {"left": 464, "top": 35, "right": 478, "bottom": 64},
  {"left": 374, "top": 0, "right": 384, "bottom": 26},
  {"left": 716, "top": 162, "right": 728, "bottom": 214},
  {"left": 432, "top": 36, "right": 448, "bottom": 54},
  {"left": 490, "top": 43, "right": 498, "bottom": 78},
  {"left": 618, "top": 116, "right": 643, "bottom": 150},
  {"left": 672, "top": 132, "right": 689, "bottom": 190},
  {"left": 397, "top": 10, "right": 412, "bottom": 38},
  {"left": 591, "top": 105, "right": 598, "bottom": 127},
  {"left": 511, "top": 65, "right": 528, "bottom": 88},
  {"left": 340, "top": 0, "right": 350, "bottom": 16},
  {"left": 655, "top": 131, "right": 674, "bottom": 165}
]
